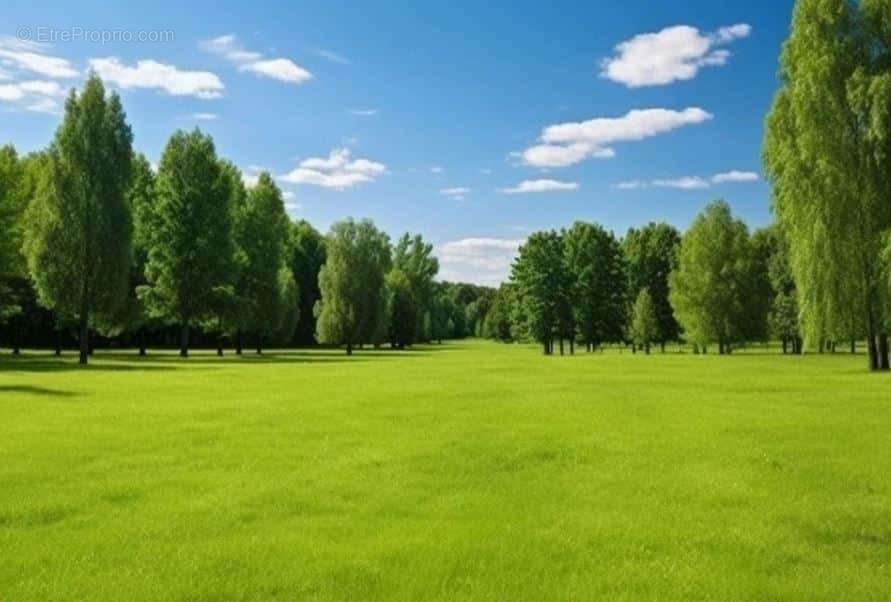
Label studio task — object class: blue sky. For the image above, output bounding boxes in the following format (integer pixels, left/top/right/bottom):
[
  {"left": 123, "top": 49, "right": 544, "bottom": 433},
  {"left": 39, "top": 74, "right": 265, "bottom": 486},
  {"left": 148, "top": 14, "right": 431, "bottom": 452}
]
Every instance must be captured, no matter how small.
[{"left": 1, "top": 0, "right": 794, "bottom": 285}]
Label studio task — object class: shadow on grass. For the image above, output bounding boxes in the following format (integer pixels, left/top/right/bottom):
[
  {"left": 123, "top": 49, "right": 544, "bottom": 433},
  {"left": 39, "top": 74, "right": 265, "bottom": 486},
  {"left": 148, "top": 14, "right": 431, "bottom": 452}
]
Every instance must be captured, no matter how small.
[{"left": 0, "top": 385, "right": 78, "bottom": 398}]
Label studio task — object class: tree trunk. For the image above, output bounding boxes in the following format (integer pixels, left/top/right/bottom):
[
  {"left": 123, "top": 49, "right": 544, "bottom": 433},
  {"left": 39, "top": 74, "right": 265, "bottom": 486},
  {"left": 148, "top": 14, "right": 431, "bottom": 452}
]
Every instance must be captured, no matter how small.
[
  {"left": 782, "top": 338, "right": 788, "bottom": 355},
  {"left": 850, "top": 338, "right": 856, "bottom": 355},
  {"left": 346, "top": 342, "right": 353, "bottom": 356},
  {"left": 78, "top": 316, "right": 89, "bottom": 365},
  {"left": 217, "top": 334, "right": 224, "bottom": 357},
  {"left": 645, "top": 342, "right": 650, "bottom": 355},
  {"left": 559, "top": 338, "right": 564, "bottom": 356},
  {"left": 139, "top": 328, "right": 147, "bottom": 357},
  {"left": 880, "top": 334, "right": 890, "bottom": 371},
  {"left": 569, "top": 339, "right": 575, "bottom": 355},
  {"left": 256, "top": 333, "right": 262, "bottom": 355},
  {"left": 55, "top": 329, "right": 62, "bottom": 356},
  {"left": 235, "top": 331, "right": 243, "bottom": 355},
  {"left": 661, "top": 341, "right": 666, "bottom": 354},
  {"left": 179, "top": 323, "right": 190, "bottom": 358}
]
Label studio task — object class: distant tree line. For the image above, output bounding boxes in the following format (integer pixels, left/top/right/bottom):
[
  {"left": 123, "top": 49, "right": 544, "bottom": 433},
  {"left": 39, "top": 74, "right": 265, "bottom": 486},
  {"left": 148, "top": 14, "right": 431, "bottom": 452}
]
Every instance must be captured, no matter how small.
[{"left": 0, "top": 75, "right": 488, "bottom": 364}]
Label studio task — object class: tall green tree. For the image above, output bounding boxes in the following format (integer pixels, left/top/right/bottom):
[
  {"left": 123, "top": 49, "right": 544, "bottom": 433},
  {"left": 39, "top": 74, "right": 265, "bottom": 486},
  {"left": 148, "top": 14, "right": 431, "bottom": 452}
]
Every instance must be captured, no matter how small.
[
  {"left": 511, "top": 230, "right": 571, "bottom": 355},
  {"left": 140, "top": 129, "right": 234, "bottom": 357},
  {"left": 764, "top": 0, "right": 891, "bottom": 370},
  {"left": 287, "top": 220, "right": 326, "bottom": 345},
  {"left": 669, "top": 201, "right": 753, "bottom": 354},
  {"left": 630, "top": 288, "right": 658, "bottom": 354},
  {"left": 385, "top": 268, "right": 417, "bottom": 349},
  {"left": 392, "top": 233, "right": 439, "bottom": 342},
  {"left": 0, "top": 145, "right": 25, "bottom": 324},
  {"left": 23, "top": 75, "right": 133, "bottom": 364},
  {"left": 316, "top": 218, "right": 391, "bottom": 355},
  {"left": 623, "top": 222, "right": 681, "bottom": 350},
  {"left": 233, "top": 172, "right": 289, "bottom": 353},
  {"left": 564, "top": 221, "right": 627, "bottom": 351}
]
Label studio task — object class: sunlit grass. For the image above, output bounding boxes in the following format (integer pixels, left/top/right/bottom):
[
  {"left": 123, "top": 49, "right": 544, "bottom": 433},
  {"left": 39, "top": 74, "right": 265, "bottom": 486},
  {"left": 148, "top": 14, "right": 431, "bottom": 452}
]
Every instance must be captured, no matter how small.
[{"left": 1, "top": 340, "right": 889, "bottom": 600}]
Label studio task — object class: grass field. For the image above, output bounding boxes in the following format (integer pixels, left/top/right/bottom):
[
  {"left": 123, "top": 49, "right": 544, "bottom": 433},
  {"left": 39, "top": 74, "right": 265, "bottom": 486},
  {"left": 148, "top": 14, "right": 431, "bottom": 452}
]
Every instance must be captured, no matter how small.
[{"left": 1, "top": 340, "right": 890, "bottom": 601}]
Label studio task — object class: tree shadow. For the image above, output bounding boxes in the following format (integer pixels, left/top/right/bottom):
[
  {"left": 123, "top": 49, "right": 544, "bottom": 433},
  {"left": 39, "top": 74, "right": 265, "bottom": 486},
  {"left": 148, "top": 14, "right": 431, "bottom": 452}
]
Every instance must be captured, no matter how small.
[
  {"left": 0, "top": 385, "right": 78, "bottom": 398},
  {"left": 0, "top": 357, "right": 177, "bottom": 373}
]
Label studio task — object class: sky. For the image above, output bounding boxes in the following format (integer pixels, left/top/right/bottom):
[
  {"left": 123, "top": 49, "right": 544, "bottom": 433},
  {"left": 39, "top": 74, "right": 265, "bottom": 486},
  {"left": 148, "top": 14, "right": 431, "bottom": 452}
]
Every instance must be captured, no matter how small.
[{"left": 1, "top": 0, "right": 796, "bottom": 285}]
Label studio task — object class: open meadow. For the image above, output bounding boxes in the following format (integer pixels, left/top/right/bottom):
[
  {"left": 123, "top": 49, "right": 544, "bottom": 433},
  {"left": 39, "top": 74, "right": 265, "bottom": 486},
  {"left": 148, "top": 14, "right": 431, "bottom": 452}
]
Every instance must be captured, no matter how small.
[{"left": 2, "top": 340, "right": 890, "bottom": 601}]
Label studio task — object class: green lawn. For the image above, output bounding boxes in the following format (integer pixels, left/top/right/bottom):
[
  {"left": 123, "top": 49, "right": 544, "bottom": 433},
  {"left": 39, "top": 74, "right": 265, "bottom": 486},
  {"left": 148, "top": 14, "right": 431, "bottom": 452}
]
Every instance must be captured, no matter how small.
[{"left": 1, "top": 340, "right": 890, "bottom": 601}]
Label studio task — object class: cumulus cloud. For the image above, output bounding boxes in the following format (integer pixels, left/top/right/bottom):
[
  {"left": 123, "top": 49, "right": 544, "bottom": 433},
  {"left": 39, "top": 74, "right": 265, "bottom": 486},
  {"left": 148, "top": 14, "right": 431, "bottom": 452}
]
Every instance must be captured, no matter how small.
[
  {"left": 601, "top": 23, "right": 752, "bottom": 87},
  {"left": 0, "top": 36, "right": 79, "bottom": 79},
  {"left": 89, "top": 58, "right": 224, "bottom": 98},
  {"left": 520, "top": 107, "right": 712, "bottom": 167},
  {"left": 712, "top": 170, "right": 760, "bottom": 183},
  {"left": 279, "top": 147, "right": 386, "bottom": 189},
  {"left": 201, "top": 35, "right": 311, "bottom": 85},
  {"left": 441, "top": 187, "right": 470, "bottom": 200},
  {"left": 500, "top": 179, "right": 579, "bottom": 194},
  {"left": 437, "top": 238, "right": 524, "bottom": 287}
]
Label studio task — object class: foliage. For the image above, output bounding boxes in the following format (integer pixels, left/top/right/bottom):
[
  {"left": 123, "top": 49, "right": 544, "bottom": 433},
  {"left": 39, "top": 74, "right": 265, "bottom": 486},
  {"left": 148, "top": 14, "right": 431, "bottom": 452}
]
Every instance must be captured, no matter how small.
[
  {"left": 22, "top": 75, "right": 133, "bottom": 363},
  {"left": 630, "top": 288, "right": 658, "bottom": 353},
  {"left": 287, "top": 220, "right": 326, "bottom": 345},
  {"left": 623, "top": 222, "right": 681, "bottom": 345}
]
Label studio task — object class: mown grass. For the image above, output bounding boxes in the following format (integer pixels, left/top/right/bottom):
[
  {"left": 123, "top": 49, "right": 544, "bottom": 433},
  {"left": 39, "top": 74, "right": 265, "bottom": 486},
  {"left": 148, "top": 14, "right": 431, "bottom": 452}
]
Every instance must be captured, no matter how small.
[{"left": 1, "top": 340, "right": 890, "bottom": 601}]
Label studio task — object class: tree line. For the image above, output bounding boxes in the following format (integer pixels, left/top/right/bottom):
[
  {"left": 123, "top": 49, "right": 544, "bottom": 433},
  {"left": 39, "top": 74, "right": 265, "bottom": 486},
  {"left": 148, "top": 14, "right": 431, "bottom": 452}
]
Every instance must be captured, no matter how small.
[
  {"left": 0, "top": 75, "right": 488, "bottom": 364},
  {"left": 478, "top": 202, "right": 814, "bottom": 358}
]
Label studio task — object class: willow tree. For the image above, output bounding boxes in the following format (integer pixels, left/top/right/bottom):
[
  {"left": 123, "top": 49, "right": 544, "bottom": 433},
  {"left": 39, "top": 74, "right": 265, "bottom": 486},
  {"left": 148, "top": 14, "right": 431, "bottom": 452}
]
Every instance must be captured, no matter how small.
[
  {"left": 764, "top": 0, "right": 891, "bottom": 370},
  {"left": 316, "top": 218, "right": 391, "bottom": 355},
  {"left": 140, "top": 130, "right": 234, "bottom": 357},
  {"left": 23, "top": 75, "right": 133, "bottom": 364}
]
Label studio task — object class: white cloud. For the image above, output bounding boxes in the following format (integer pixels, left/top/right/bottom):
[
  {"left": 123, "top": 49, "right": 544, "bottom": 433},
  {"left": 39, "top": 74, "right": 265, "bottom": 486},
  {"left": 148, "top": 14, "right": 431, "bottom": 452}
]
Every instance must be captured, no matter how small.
[
  {"left": 192, "top": 112, "right": 218, "bottom": 120},
  {"left": 614, "top": 180, "right": 647, "bottom": 190},
  {"left": 520, "top": 107, "right": 712, "bottom": 167},
  {"left": 438, "top": 238, "right": 524, "bottom": 286},
  {"left": 89, "top": 58, "right": 224, "bottom": 99},
  {"left": 201, "top": 35, "right": 311, "bottom": 85},
  {"left": 0, "top": 36, "right": 79, "bottom": 79},
  {"left": 712, "top": 170, "right": 759, "bottom": 183},
  {"left": 652, "top": 176, "right": 710, "bottom": 190},
  {"left": 279, "top": 147, "right": 386, "bottom": 190},
  {"left": 601, "top": 23, "right": 751, "bottom": 88},
  {"left": 315, "top": 49, "right": 351, "bottom": 65},
  {"left": 348, "top": 108, "right": 377, "bottom": 116},
  {"left": 431, "top": 166, "right": 444, "bottom": 174},
  {"left": 242, "top": 165, "right": 267, "bottom": 188},
  {"left": 441, "top": 187, "right": 470, "bottom": 200},
  {"left": 242, "top": 58, "right": 311, "bottom": 84},
  {"left": 0, "top": 79, "right": 67, "bottom": 114},
  {"left": 500, "top": 179, "right": 579, "bottom": 194},
  {"left": 616, "top": 170, "right": 761, "bottom": 191}
]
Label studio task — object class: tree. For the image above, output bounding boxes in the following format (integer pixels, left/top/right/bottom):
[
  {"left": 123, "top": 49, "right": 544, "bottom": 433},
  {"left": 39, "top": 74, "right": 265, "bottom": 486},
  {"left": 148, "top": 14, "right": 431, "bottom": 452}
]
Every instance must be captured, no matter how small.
[
  {"left": 233, "top": 172, "right": 289, "bottom": 354},
  {"left": 274, "top": 266, "right": 300, "bottom": 345},
  {"left": 287, "top": 220, "right": 326, "bottom": 345},
  {"left": 23, "top": 75, "right": 133, "bottom": 364},
  {"left": 623, "top": 223, "right": 681, "bottom": 350},
  {"left": 511, "top": 230, "right": 571, "bottom": 355},
  {"left": 0, "top": 145, "right": 25, "bottom": 325},
  {"left": 763, "top": 0, "right": 891, "bottom": 370},
  {"left": 484, "top": 283, "right": 515, "bottom": 342},
  {"left": 386, "top": 268, "right": 417, "bottom": 348},
  {"left": 564, "top": 221, "right": 627, "bottom": 352},
  {"left": 630, "top": 288, "right": 658, "bottom": 354},
  {"left": 392, "top": 233, "right": 439, "bottom": 342},
  {"left": 140, "top": 129, "right": 234, "bottom": 357},
  {"left": 669, "top": 201, "right": 753, "bottom": 354},
  {"left": 315, "top": 218, "right": 391, "bottom": 355}
]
